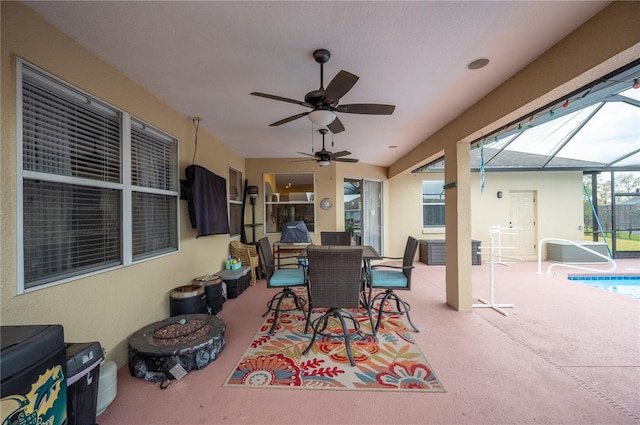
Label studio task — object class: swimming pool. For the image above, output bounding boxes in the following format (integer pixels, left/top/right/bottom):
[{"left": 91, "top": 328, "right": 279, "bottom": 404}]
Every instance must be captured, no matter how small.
[{"left": 567, "top": 274, "right": 640, "bottom": 299}]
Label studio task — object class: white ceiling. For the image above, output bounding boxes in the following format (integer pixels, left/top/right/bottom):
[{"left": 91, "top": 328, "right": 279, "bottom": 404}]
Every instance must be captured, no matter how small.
[{"left": 24, "top": 1, "right": 610, "bottom": 167}]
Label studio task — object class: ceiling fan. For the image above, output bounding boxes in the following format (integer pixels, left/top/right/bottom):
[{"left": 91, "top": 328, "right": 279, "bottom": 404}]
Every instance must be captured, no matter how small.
[
  {"left": 294, "top": 129, "right": 358, "bottom": 167},
  {"left": 251, "top": 48, "right": 395, "bottom": 134}
]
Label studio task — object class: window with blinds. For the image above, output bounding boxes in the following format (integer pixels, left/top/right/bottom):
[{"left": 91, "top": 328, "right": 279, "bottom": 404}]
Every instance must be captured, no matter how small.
[
  {"left": 18, "top": 60, "right": 179, "bottom": 292},
  {"left": 131, "top": 120, "right": 178, "bottom": 261},
  {"left": 422, "top": 180, "right": 445, "bottom": 227},
  {"left": 228, "top": 167, "right": 243, "bottom": 237}
]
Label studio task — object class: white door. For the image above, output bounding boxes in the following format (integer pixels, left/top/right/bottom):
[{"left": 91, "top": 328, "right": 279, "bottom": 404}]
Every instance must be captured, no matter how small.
[{"left": 509, "top": 191, "right": 537, "bottom": 257}]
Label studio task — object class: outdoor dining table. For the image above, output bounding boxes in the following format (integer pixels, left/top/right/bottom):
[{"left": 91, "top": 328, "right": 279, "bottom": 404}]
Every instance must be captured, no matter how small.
[
  {"left": 297, "top": 244, "right": 380, "bottom": 260},
  {"left": 297, "top": 245, "right": 381, "bottom": 283},
  {"left": 298, "top": 244, "right": 381, "bottom": 325}
]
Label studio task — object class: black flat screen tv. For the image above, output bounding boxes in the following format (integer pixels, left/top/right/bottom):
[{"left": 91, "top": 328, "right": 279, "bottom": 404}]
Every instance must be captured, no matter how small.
[{"left": 185, "top": 164, "right": 230, "bottom": 237}]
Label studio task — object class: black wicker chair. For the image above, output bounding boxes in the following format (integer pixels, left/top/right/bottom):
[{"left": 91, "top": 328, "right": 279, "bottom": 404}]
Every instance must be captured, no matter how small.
[
  {"left": 258, "top": 237, "right": 307, "bottom": 335},
  {"left": 320, "top": 231, "right": 352, "bottom": 246},
  {"left": 302, "top": 246, "right": 369, "bottom": 366},
  {"left": 367, "top": 236, "right": 420, "bottom": 335}
]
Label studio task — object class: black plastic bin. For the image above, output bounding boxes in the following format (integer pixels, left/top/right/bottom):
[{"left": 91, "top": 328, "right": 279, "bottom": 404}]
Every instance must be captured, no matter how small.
[
  {"left": 169, "top": 284, "right": 207, "bottom": 316},
  {"left": 66, "top": 341, "right": 103, "bottom": 425},
  {"left": 195, "top": 275, "right": 224, "bottom": 314},
  {"left": 215, "top": 266, "right": 250, "bottom": 298},
  {"left": 1, "top": 325, "right": 67, "bottom": 425}
]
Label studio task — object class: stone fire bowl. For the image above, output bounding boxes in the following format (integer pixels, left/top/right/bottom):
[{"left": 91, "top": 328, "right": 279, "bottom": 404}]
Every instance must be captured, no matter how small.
[{"left": 128, "top": 313, "right": 225, "bottom": 382}]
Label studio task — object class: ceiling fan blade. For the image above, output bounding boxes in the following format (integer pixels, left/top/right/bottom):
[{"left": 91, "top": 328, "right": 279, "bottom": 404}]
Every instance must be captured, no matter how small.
[
  {"left": 333, "top": 157, "right": 359, "bottom": 163},
  {"left": 269, "top": 111, "right": 310, "bottom": 126},
  {"left": 327, "top": 116, "right": 345, "bottom": 134},
  {"left": 335, "top": 103, "right": 395, "bottom": 115},
  {"left": 251, "top": 92, "right": 311, "bottom": 107},
  {"left": 323, "top": 70, "right": 359, "bottom": 104},
  {"left": 330, "top": 150, "right": 351, "bottom": 158},
  {"left": 296, "top": 152, "right": 316, "bottom": 157}
]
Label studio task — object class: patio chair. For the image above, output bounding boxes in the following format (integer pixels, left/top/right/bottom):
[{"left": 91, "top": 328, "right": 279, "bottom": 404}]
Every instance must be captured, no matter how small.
[
  {"left": 230, "top": 240, "right": 260, "bottom": 285},
  {"left": 367, "top": 236, "right": 420, "bottom": 335},
  {"left": 320, "top": 231, "right": 352, "bottom": 246},
  {"left": 257, "top": 237, "right": 307, "bottom": 335},
  {"left": 302, "top": 246, "right": 368, "bottom": 366}
]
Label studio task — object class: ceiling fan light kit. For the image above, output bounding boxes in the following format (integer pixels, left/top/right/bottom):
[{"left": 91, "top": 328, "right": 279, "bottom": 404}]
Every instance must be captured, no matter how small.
[
  {"left": 308, "top": 109, "right": 335, "bottom": 126},
  {"left": 251, "top": 48, "right": 395, "bottom": 134}
]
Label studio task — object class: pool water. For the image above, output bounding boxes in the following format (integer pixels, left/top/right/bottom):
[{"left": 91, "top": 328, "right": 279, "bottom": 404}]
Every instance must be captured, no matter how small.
[{"left": 567, "top": 275, "right": 640, "bottom": 299}]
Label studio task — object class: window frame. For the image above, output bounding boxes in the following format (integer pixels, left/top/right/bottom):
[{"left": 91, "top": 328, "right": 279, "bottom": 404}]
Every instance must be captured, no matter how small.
[
  {"left": 263, "top": 172, "right": 316, "bottom": 234},
  {"left": 422, "top": 179, "right": 445, "bottom": 228},
  {"left": 228, "top": 166, "right": 243, "bottom": 237},
  {"left": 16, "top": 59, "right": 180, "bottom": 293}
]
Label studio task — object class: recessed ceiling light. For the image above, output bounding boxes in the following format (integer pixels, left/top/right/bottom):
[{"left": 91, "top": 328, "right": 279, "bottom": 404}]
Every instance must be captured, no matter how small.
[{"left": 467, "top": 58, "right": 490, "bottom": 70}]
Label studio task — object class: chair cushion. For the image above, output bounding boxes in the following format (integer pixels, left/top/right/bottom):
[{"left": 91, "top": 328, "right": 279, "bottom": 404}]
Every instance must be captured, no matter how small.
[
  {"left": 270, "top": 268, "right": 305, "bottom": 287},
  {"left": 371, "top": 269, "right": 408, "bottom": 288}
]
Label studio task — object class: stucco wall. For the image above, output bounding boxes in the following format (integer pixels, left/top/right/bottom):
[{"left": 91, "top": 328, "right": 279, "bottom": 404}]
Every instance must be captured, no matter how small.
[
  {"left": 1, "top": 3, "right": 243, "bottom": 366},
  {"left": 389, "top": 171, "right": 585, "bottom": 260},
  {"left": 471, "top": 171, "right": 584, "bottom": 259}
]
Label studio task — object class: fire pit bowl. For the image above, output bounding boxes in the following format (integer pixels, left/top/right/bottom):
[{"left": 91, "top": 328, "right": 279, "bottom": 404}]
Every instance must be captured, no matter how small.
[{"left": 128, "top": 314, "right": 225, "bottom": 382}]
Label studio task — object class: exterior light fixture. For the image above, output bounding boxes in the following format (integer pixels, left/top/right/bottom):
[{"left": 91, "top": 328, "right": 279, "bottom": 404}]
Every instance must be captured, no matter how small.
[
  {"left": 247, "top": 185, "right": 259, "bottom": 199},
  {"left": 308, "top": 109, "right": 335, "bottom": 126}
]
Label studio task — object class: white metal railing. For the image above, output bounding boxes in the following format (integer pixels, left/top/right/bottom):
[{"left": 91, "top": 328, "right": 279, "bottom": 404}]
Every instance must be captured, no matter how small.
[{"left": 537, "top": 238, "right": 617, "bottom": 275}]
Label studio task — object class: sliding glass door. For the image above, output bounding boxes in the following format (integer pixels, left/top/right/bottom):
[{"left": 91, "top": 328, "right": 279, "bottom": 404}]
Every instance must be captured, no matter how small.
[{"left": 344, "top": 178, "right": 382, "bottom": 254}]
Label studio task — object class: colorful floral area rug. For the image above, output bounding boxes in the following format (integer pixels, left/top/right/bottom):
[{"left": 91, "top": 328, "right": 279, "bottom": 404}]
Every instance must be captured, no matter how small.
[{"left": 224, "top": 297, "right": 446, "bottom": 392}]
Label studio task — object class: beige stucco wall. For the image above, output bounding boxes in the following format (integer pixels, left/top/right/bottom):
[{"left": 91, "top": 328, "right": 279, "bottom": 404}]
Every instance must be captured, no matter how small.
[
  {"left": 471, "top": 171, "right": 585, "bottom": 259},
  {"left": 1, "top": 3, "right": 243, "bottom": 366},
  {"left": 389, "top": 171, "right": 585, "bottom": 260}
]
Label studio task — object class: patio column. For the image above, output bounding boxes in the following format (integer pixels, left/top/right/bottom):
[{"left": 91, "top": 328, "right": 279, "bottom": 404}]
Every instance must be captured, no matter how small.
[{"left": 444, "top": 141, "right": 473, "bottom": 312}]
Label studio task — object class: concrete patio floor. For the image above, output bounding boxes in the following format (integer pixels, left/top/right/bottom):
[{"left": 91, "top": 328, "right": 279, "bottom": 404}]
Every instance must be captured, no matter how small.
[{"left": 97, "top": 258, "right": 640, "bottom": 425}]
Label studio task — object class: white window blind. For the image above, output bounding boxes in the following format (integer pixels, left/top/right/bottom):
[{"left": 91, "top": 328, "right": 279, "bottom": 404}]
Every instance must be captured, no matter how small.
[
  {"left": 22, "top": 180, "right": 122, "bottom": 289},
  {"left": 131, "top": 120, "right": 178, "bottom": 261},
  {"left": 19, "top": 61, "right": 179, "bottom": 291},
  {"left": 422, "top": 180, "right": 445, "bottom": 227},
  {"left": 22, "top": 66, "right": 121, "bottom": 181}
]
